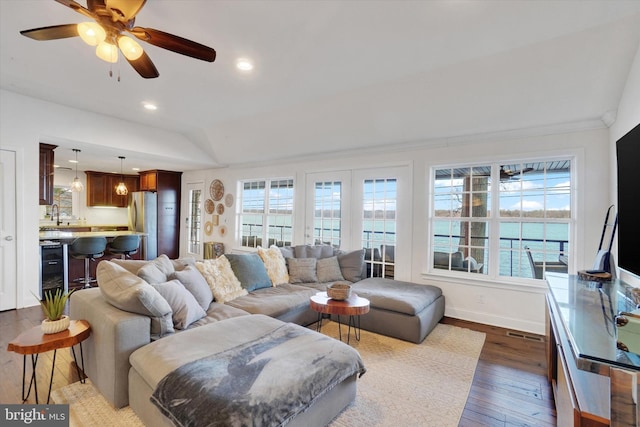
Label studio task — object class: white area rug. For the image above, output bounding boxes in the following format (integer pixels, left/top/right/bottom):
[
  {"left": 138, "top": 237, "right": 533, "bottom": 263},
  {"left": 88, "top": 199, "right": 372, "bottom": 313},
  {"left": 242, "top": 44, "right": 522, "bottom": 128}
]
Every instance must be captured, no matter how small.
[{"left": 52, "top": 322, "right": 485, "bottom": 427}]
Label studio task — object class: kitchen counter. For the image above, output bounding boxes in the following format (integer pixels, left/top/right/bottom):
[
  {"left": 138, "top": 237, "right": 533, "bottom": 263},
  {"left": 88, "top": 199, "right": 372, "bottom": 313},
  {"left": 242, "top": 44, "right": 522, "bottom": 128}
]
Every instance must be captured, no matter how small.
[{"left": 39, "top": 230, "right": 147, "bottom": 243}]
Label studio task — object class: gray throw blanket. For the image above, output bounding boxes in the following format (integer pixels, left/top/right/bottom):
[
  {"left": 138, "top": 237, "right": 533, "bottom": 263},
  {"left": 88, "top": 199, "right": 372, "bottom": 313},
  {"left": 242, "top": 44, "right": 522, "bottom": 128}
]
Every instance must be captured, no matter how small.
[{"left": 150, "top": 323, "right": 366, "bottom": 427}]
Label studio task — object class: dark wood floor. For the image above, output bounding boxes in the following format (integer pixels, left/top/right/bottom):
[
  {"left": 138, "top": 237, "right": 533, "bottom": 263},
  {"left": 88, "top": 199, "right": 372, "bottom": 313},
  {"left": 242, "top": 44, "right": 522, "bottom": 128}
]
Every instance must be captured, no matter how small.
[{"left": 1, "top": 306, "right": 556, "bottom": 426}]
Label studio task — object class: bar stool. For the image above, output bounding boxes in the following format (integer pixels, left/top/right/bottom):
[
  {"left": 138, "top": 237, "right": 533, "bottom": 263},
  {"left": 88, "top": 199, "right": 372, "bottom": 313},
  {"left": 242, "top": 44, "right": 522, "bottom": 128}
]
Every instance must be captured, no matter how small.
[
  {"left": 68, "top": 237, "right": 107, "bottom": 288},
  {"left": 107, "top": 235, "right": 140, "bottom": 259}
]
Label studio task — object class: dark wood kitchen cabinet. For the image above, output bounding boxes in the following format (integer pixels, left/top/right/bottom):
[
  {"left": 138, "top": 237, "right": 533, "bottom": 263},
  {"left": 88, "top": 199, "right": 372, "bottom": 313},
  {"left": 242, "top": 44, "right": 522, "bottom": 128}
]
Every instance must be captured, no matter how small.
[
  {"left": 39, "top": 143, "right": 57, "bottom": 205},
  {"left": 85, "top": 171, "right": 139, "bottom": 208},
  {"left": 139, "top": 170, "right": 182, "bottom": 258}
]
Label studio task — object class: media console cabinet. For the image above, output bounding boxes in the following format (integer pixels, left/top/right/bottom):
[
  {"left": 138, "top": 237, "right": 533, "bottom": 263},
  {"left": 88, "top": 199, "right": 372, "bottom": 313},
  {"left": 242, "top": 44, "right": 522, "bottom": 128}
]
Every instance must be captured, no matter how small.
[{"left": 546, "top": 273, "right": 639, "bottom": 427}]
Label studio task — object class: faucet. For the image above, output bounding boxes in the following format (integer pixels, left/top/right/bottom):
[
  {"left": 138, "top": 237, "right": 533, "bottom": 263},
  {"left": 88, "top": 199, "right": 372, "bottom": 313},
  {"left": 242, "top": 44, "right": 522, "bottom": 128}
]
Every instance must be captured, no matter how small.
[{"left": 51, "top": 203, "right": 61, "bottom": 226}]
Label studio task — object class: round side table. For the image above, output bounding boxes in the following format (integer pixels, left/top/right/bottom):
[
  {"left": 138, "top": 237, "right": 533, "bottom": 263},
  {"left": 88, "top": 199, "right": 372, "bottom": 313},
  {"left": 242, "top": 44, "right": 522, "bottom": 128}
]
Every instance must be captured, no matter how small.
[
  {"left": 310, "top": 292, "right": 370, "bottom": 344},
  {"left": 7, "top": 319, "right": 91, "bottom": 404}
]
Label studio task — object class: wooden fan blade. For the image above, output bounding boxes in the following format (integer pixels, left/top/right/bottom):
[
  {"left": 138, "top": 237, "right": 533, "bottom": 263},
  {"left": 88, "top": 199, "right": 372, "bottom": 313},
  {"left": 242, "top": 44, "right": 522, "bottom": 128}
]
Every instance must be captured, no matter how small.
[
  {"left": 130, "top": 27, "right": 216, "bottom": 62},
  {"left": 123, "top": 50, "right": 159, "bottom": 79},
  {"left": 55, "top": 0, "right": 96, "bottom": 19},
  {"left": 105, "top": 0, "right": 146, "bottom": 21},
  {"left": 20, "top": 24, "right": 79, "bottom": 41}
]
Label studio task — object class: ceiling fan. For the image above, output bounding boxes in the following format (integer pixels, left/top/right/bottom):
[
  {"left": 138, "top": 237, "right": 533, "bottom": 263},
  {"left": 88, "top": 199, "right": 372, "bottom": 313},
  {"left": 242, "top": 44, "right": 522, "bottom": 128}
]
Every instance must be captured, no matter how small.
[
  {"left": 19, "top": 0, "right": 216, "bottom": 79},
  {"left": 499, "top": 165, "right": 534, "bottom": 180}
]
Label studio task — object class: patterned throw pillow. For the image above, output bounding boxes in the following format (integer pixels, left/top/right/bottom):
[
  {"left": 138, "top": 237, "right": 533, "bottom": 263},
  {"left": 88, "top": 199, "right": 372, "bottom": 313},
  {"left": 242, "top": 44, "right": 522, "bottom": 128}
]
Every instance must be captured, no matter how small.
[
  {"left": 257, "top": 245, "right": 289, "bottom": 286},
  {"left": 195, "top": 257, "right": 248, "bottom": 303}
]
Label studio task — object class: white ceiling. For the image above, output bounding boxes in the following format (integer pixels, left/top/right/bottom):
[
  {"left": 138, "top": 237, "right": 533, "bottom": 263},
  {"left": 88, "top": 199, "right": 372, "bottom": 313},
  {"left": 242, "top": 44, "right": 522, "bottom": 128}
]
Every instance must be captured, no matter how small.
[{"left": 2, "top": 1, "right": 640, "bottom": 173}]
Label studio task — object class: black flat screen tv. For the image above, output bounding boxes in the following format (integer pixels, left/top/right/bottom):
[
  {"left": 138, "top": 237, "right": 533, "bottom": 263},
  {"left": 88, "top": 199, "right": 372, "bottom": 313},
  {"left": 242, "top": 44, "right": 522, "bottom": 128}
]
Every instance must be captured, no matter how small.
[{"left": 616, "top": 122, "right": 640, "bottom": 279}]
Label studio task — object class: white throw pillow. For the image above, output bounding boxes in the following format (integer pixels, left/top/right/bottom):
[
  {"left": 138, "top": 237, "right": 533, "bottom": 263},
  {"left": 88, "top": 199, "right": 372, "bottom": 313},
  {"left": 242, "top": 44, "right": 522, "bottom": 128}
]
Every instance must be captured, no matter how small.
[
  {"left": 257, "top": 245, "right": 289, "bottom": 286},
  {"left": 195, "top": 256, "right": 248, "bottom": 303}
]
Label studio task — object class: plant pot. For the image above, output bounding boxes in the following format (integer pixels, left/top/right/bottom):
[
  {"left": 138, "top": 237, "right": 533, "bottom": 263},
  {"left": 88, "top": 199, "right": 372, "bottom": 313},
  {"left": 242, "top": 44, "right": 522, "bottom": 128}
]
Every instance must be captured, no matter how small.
[{"left": 41, "top": 315, "right": 70, "bottom": 334}]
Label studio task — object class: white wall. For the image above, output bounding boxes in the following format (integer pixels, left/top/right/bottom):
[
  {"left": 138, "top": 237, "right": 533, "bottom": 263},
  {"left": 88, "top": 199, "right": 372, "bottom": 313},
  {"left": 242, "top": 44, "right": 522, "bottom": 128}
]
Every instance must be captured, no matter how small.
[
  {"left": 610, "top": 44, "right": 640, "bottom": 287},
  {"left": 183, "top": 127, "right": 610, "bottom": 334}
]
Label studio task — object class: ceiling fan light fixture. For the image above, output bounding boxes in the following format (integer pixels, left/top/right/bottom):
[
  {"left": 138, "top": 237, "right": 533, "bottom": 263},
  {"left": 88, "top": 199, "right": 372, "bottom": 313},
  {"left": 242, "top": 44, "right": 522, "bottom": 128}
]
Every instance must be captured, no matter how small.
[
  {"left": 96, "top": 41, "right": 118, "bottom": 63},
  {"left": 118, "top": 36, "right": 144, "bottom": 61},
  {"left": 70, "top": 149, "right": 84, "bottom": 193},
  {"left": 77, "top": 22, "right": 106, "bottom": 46}
]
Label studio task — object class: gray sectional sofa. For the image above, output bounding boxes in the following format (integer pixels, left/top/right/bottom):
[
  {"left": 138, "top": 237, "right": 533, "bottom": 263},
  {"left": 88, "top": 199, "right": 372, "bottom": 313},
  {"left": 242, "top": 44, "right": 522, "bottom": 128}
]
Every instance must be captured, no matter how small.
[{"left": 69, "top": 244, "right": 444, "bottom": 425}]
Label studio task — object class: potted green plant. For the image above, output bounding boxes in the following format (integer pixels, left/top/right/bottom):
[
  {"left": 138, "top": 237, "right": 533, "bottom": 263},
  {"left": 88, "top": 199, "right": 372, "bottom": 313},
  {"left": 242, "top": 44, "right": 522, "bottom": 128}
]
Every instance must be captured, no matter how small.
[{"left": 33, "top": 289, "right": 76, "bottom": 334}]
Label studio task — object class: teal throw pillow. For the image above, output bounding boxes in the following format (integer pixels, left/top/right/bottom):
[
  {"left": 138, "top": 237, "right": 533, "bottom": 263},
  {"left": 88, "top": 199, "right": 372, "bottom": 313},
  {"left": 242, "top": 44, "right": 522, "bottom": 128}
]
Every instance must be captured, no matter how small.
[{"left": 225, "top": 253, "right": 273, "bottom": 292}]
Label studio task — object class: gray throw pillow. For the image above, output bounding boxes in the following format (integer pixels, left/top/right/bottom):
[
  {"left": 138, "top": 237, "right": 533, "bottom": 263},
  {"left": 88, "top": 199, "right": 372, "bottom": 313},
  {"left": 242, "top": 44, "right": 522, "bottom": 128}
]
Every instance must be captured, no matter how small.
[
  {"left": 137, "top": 263, "right": 167, "bottom": 284},
  {"left": 97, "top": 261, "right": 174, "bottom": 337},
  {"left": 151, "top": 280, "right": 206, "bottom": 329},
  {"left": 337, "top": 249, "right": 365, "bottom": 282},
  {"left": 287, "top": 258, "right": 318, "bottom": 283},
  {"left": 294, "top": 245, "right": 334, "bottom": 259},
  {"left": 152, "top": 254, "right": 177, "bottom": 276},
  {"left": 316, "top": 256, "right": 345, "bottom": 283},
  {"left": 279, "top": 246, "right": 295, "bottom": 259},
  {"left": 225, "top": 253, "right": 273, "bottom": 292},
  {"left": 136, "top": 254, "right": 177, "bottom": 284},
  {"left": 171, "top": 265, "right": 213, "bottom": 310}
]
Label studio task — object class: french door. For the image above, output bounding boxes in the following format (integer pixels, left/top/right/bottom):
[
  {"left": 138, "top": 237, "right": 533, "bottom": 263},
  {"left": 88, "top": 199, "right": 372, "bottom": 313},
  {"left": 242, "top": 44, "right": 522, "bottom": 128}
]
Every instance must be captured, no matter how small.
[
  {"left": 306, "top": 165, "right": 411, "bottom": 280},
  {"left": 183, "top": 182, "right": 204, "bottom": 259}
]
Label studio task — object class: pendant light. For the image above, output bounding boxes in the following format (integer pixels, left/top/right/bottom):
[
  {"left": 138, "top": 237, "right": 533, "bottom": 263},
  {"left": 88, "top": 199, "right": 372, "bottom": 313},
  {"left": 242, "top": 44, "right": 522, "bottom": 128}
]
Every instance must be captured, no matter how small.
[
  {"left": 115, "top": 156, "right": 128, "bottom": 196},
  {"left": 70, "top": 149, "right": 84, "bottom": 192}
]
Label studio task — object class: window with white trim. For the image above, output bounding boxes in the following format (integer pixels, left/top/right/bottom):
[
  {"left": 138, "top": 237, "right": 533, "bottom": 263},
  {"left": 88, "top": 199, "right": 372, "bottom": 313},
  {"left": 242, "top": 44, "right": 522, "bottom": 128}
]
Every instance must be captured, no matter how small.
[
  {"left": 431, "top": 160, "right": 572, "bottom": 279},
  {"left": 240, "top": 178, "right": 294, "bottom": 248}
]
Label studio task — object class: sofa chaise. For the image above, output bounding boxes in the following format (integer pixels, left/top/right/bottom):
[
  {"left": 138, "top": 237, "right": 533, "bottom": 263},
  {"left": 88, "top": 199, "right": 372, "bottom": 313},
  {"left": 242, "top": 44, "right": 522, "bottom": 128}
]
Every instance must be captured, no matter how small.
[{"left": 69, "top": 244, "right": 444, "bottom": 425}]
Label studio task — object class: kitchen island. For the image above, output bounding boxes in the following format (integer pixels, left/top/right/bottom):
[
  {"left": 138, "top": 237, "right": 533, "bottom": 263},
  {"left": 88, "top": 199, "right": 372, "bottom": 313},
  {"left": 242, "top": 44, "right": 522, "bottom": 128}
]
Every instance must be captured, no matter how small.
[{"left": 39, "top": 230, "right": 148, "bottom": 290}]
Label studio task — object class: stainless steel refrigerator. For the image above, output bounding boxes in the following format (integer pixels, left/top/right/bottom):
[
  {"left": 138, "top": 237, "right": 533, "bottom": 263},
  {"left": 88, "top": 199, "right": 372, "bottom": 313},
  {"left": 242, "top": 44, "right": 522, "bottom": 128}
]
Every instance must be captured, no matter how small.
[{"left": 128, "top": 191, "right": 157, "bottom": 260}]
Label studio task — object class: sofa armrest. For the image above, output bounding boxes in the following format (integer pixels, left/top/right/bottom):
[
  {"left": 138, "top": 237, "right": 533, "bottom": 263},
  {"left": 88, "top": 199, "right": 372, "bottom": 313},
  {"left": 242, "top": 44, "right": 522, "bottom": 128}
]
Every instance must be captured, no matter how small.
[{"left": 69, "top": 288, "right": 151, "bottom": 408}]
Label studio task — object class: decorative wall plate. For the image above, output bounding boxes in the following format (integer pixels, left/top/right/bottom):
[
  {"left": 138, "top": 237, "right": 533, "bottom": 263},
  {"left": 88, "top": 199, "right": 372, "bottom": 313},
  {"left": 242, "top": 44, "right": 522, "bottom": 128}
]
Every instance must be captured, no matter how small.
[
  {"left": 209, "top": 179, "right": 224, "bottom": 201},
  {"left": 219, "top": 225, "right": 227, "bottom": 237},
  {"left": 204, "top": 221, "right": 213, "bottom": 236},
  {"left": 224, "top": 193, "right": 234, "bottom": 208},
  {"left": 205, "top": 198, "right": 215, "bottom": 214},
  {"left": 216, "top": 203, "right": 225, "bottom": 215}
]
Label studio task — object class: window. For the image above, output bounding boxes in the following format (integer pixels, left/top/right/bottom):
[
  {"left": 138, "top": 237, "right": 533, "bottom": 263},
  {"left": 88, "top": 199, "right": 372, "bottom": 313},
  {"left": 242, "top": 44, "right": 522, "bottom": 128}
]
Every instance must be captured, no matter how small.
[
  {"left": 431, "top": 160, "right": 572, "bottom": 279},
  {"left": 240, "top": 178, "right": 294, "bottom": 248}
]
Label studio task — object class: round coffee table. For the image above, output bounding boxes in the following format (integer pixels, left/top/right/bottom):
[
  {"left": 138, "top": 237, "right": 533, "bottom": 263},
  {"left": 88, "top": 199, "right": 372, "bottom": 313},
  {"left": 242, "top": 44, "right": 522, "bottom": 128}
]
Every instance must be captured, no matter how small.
[{"left": 310, "top": 292, "right": 370, "bottom": 344}]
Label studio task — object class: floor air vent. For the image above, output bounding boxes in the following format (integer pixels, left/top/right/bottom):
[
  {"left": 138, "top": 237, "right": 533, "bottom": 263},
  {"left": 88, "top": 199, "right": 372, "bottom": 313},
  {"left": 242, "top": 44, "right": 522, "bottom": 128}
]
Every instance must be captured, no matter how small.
[{"left": 506, "top": 331, "right": 544, "bottom": 342}]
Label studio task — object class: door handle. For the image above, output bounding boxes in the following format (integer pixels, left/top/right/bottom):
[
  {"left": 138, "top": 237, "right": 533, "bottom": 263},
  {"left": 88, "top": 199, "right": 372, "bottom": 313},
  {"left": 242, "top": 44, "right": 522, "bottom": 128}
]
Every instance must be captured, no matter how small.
[{"left": 4, "top": 236, "right": 13, "bottom": 241}]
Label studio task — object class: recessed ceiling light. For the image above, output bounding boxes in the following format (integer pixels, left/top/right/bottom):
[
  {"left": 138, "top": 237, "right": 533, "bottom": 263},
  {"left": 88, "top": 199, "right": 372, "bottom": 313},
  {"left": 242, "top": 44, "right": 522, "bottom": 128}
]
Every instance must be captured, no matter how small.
[
  {"left": 132, "top": 167, "right": 140, "bottom": 171},
  {"left": 142, "top": 102, "right": 157, "bottom": 111},
  {"left": 69, "top": 159, "right": 78, "bottom": 164},
  {"left": 236, "top": 58, "right": 254, "bottom": 71}
]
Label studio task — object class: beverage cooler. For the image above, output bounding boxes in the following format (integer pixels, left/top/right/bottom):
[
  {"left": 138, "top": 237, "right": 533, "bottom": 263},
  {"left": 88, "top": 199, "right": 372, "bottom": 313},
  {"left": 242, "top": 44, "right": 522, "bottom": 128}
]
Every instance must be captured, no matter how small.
[{"left": 39, "top": 242, "right": 68, "bottom": 297}]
